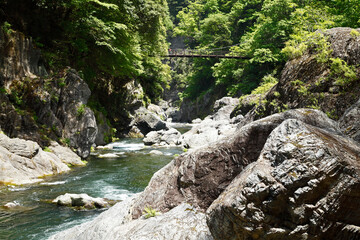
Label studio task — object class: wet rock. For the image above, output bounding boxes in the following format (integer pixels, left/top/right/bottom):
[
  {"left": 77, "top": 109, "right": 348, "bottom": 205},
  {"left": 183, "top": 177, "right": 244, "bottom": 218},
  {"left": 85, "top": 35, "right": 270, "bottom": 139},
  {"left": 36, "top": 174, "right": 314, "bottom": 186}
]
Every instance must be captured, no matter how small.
[
  {"left": 3, "top": 201, "right": 20, "bottom": 209},
  {"left": 94, "top": 111, "right": 113, "bottom": 146},
  {"left": 143, "top": 128, "right": 181, "bottom": 146},
  {"left": 149, "top": 150, "right": 164, "bottom": 155},
  {"left": 52, "top": 193, "right": 109, "bottom": 209},
  {"left": 207, "top": 118, "right": 360, "bottom": 240},
  {"left": 98, "top": 153, "right": 120, "bottom": 158}
]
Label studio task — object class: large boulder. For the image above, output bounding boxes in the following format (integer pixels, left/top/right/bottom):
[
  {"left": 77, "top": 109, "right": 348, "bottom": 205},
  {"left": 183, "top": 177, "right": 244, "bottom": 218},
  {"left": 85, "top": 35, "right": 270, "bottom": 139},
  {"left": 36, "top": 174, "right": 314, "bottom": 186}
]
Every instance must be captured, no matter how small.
[
  {"left": 207, "top": 119, "right": 360, "bottom": 240},
  {"left": 0, "top": 133, "right": 82, "bottom": 185},
  {"left": 49, "top": 198, "right": 212, "bottom": 240},
  {"left": 130, "top": 109, "right": 339, "bottom": 218},
  {"left": 143, "top": 128, "right": 181, "bottom": 146},
  {"left": 129, "top": 107, "right": 168, "bottom": 136},
  {"left": 180, "top": 119, "right": 236, "bottom": 149}
]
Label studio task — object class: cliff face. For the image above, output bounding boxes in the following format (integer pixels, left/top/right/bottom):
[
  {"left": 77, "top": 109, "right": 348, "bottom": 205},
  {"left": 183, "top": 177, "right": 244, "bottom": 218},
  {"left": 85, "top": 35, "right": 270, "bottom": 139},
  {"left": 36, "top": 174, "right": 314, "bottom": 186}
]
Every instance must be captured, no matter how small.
[{"left": 0, "top": 30, "right": 97, "bottom": 158}]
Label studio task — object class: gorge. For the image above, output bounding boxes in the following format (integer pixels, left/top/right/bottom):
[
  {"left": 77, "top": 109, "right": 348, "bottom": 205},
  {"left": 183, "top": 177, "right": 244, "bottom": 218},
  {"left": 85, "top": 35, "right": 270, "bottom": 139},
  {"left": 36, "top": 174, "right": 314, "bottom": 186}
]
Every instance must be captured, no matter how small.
[{"left": 1, "top": 1, "right": 360, "bottom": 240}]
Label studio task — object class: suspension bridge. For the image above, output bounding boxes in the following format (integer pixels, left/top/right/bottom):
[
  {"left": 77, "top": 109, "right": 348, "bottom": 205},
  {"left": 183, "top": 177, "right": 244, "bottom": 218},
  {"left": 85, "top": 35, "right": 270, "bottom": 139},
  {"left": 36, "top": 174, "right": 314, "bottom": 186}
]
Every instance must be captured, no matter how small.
[{"left": 164, "top": 48, "right": 249, "bottom": 59}]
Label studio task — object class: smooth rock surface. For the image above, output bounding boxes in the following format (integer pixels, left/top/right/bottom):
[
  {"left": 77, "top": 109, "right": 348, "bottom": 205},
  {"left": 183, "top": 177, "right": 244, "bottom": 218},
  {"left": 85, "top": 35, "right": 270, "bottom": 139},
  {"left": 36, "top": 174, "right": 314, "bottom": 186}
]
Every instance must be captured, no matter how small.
[
  {"left": 0, "top": 133, "right": 82, "bottom": 185},
  {"left": 49, "top": 200, "right": 212, "bottom": 240}
]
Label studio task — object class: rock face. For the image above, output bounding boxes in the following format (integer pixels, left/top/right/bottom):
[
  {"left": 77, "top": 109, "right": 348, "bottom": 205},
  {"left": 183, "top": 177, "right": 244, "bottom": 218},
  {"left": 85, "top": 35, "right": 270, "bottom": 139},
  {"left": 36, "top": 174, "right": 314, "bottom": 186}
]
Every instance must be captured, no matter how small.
[
  {"left": 0, "top": 133, "right": 84, "bottom": 185},
  {"left": 0, "top": 30, "right": 98, "bottom": 158},
  {"left": 52, "top": 193, "right": 109, "bottom": 209},
  {"left": 339, "top": 98, "right": 360, "bottom": 143},
  {"left": 207, "top": 119, "right": 360, "bottom": 240},
  {"left": 0, "top": 30, "right": 47, "bottom": 85}
]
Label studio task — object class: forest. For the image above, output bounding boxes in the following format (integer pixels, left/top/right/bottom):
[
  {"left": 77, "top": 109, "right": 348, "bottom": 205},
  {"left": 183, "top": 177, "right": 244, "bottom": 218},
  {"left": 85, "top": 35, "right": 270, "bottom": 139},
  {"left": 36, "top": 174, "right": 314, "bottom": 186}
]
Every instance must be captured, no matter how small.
[{"left": 1, "top": 0, "right": 359, "bottom": 106}]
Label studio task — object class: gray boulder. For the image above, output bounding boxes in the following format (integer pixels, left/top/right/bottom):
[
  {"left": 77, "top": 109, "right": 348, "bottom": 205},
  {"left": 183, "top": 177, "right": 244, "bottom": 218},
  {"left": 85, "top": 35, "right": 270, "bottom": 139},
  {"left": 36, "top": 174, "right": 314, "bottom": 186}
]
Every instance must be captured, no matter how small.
[
  {"left": 180, "top": 119, "right": 236, "bottom": 149},
  {"left": 52, "top": 193, "right": 109, "bottom": 209},
  {"left": 130, "top": 109, "right": 340, "bottom": 218},
  {"left": 143, "top": 128, "right": 181, "bottom": 146},
  {"left": 49, "top": 198, "right": 212, "bottom": 240},
  {"left": 129, "top": 107, "right": 168, "bottom": 135},
  {"left": 0, "top": 133, "right": 83, "bottom": 185},
  {"left": 207, "top": 118, "right": 360, "bottom": 240}
]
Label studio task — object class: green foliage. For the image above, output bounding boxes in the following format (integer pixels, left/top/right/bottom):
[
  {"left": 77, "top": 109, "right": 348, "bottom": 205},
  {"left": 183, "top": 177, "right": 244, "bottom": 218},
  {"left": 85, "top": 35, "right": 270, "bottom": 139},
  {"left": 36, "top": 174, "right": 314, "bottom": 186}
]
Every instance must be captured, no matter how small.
[
  {"left": 43, "top": 147, "right": 52, "bottom": 153},
  {"left": 330, "top": 58, "right": 357, "bottom": 86},
  {"left": 77, "top": 104, "right": 86, "bottom": 117},
  {"left": 1, "top": 21, "right": 12, "bottom": 34},
  {"left": 142, "top": 206, "right": 160, "bottom": 219},
  {"left": 250, "top": 74, "right": 278, "bottom": 95}
]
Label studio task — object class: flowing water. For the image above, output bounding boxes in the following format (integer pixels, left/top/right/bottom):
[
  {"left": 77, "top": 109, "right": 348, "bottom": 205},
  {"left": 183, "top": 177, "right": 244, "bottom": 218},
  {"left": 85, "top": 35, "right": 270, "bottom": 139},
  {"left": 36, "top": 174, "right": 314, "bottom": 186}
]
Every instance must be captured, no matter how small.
[{"left": 0, "top": 138, "right": 183, "bottom": 240}]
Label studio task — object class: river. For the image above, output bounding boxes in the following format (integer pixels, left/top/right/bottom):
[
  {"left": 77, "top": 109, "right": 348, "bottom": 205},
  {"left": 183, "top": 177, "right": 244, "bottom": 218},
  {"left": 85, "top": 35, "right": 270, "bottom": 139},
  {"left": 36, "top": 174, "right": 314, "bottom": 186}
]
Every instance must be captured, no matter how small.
[{"left": 0, "top": 138, "right": 183, "bottom": 240}]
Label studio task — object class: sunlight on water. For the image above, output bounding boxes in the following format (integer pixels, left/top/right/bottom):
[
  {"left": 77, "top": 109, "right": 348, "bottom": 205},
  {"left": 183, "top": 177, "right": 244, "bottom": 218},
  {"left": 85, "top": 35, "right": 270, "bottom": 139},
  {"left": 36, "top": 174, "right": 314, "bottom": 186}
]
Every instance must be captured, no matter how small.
[{"left": 0, "top": 138, "right": 182, "bottom": 240}]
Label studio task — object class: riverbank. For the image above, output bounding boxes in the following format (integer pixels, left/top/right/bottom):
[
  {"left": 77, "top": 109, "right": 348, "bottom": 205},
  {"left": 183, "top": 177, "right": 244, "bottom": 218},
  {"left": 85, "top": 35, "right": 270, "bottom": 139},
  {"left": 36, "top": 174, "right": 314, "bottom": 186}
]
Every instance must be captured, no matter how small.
[{"left": 0, "top": 139, "right": 182, "bottom": 240}]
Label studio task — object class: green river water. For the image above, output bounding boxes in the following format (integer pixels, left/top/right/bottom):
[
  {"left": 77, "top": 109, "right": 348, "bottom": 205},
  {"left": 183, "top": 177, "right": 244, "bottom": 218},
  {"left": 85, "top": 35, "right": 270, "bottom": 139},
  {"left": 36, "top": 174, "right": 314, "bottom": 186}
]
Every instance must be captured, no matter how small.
[{"left": 0, "top": 138, "right": 183, "bottom": 240}]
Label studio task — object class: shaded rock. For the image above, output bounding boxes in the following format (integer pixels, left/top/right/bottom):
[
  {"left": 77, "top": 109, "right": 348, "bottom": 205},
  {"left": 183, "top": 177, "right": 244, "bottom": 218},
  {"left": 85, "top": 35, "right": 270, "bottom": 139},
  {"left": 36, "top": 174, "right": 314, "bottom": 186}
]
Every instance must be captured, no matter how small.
[
  {"left": 165, "top": 107, "right": 181, "bottom": 122},
  {"left": 143, "top": 128, "right": 181, "bottom": 146},
  {"left": 207, "top": 118, "right": 360, "bottom": 240},
  {"left": 339, "top": 98, "right": 360, "bottom": 143},
  {"left": 94, "top": 111, "right": 112, "bottom": 146},
  {"left": 52, "top": 193, "right": 109, "bottom": 209},
  {"left": 127, "top": 126, "right": 144, "bottom": 138},
  {"left": 0, "top": 29, "right": 47, "bottom": 85},
  {"left": 129, "top": 107, "right": 168, "bottom": 135},
  {"left": 49, "top": 198, "right": 213, "bottom": 240},
  {"left": 130, "top": 109, "right": 340, "bottom": 218},
  {"left": 57, "top": 69, "right": 98, "bottom": 158},
  {"left": 230, "top": 94, "right": 261, "bottom": 118}
]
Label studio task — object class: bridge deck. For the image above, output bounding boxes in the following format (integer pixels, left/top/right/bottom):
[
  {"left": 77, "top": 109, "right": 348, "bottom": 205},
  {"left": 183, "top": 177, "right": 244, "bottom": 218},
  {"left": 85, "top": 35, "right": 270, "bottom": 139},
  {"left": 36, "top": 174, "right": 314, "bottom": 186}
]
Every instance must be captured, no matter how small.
[
  {"left": 163, "top": 49, "right": 248, "bottom": 59},
  {"left": 165, "top": 54, "right": 247, "bottom": 59}
]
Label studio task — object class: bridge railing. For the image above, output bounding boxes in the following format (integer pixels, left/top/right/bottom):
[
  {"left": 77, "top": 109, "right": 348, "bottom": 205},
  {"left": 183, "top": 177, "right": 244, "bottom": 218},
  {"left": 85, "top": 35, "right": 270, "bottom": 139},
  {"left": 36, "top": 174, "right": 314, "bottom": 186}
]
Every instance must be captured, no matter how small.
[{"left": 168, "top": 48, "right": 234, "bottom": 56}]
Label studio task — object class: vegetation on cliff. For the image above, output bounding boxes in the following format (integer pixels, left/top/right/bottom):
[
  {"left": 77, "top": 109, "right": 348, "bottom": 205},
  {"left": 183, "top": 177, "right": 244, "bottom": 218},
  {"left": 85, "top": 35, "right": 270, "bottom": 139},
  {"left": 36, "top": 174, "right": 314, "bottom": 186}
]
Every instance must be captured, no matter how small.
[{"left": 172, "top": 0, "right": 360, "bottom": 101}]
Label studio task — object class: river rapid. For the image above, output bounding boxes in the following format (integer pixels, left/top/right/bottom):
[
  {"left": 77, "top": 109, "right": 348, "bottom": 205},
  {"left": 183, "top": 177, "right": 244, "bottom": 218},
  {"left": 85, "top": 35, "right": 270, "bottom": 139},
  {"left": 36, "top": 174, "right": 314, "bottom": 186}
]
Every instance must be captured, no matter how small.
[{"left": 0, "top": 138, "right": 183, "bottom": 240}]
